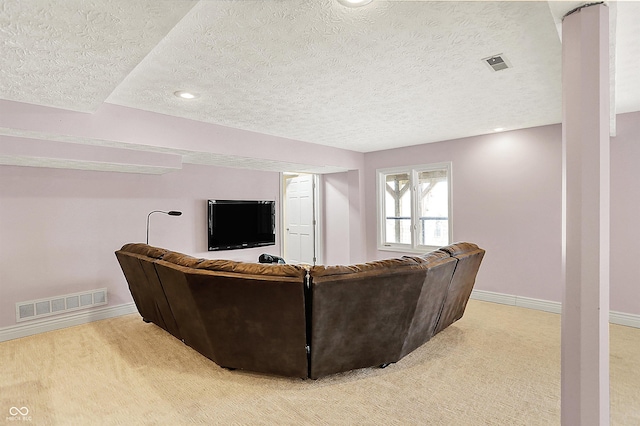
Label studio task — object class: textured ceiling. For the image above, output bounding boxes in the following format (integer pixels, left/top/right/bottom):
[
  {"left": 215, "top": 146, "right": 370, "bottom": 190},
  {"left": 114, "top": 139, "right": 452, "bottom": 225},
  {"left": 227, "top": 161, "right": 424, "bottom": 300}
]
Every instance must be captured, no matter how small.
[
  {"left": 1, "top": 0, "right": 638, "bottom": 172},
  {"left": 107, "top": 0, "right": 566, "bottom": 152},
  {"left": 0, "top": 0, "right": 197, "bottom": 112}
]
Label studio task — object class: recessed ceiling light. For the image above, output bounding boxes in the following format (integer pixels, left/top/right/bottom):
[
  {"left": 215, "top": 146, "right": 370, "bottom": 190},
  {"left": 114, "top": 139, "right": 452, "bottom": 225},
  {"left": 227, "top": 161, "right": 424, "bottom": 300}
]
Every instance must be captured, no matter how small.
[
  {"left": 337, "top": 0, "right": 373, "bottom": 7},
  {"left": 493, "top": 127, "right": 505, "bottom": 132},
  {"left": 174, "top": 90, "right": 199, "bottom": 99}
]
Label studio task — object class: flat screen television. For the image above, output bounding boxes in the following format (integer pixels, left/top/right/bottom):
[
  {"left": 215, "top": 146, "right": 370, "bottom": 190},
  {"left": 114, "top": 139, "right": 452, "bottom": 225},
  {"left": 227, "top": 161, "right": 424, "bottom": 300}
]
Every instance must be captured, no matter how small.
[{"left": 207, "top": 200, "right": 276, "bottom": 251}]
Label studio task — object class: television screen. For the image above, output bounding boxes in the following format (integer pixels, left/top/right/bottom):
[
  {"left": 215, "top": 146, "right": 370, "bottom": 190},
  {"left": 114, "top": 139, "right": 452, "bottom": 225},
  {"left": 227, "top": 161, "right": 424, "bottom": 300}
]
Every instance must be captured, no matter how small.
[{"left": 208, "top": 200, "right": 276, "bottom": 251}]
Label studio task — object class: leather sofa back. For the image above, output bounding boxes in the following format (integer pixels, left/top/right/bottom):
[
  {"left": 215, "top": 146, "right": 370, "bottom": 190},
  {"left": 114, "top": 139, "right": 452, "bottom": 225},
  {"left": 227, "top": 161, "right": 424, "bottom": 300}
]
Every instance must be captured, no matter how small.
[
  {"left": 188, "top": 260, "right": 308, "bottom": 378},
  {"left": 399, "top": 250, "right": 458, "bottom": 358},
  {"left": 433, "top": 242, "right": 485, "bottom": 335},
  {"left": 116, "top": 242, "right": 484, "bottom": 379},
  {"left": 115, "top": 249, "right": 182, "bottom": 339},
  {"left": 307, "top": 243, "right": 485, "bottom": 378},
  {"left": 116, "top": 246, "right": 309, "bottom": 378},
  {"left": 308, "top": 257, "right": 426, "bottom": 379}
]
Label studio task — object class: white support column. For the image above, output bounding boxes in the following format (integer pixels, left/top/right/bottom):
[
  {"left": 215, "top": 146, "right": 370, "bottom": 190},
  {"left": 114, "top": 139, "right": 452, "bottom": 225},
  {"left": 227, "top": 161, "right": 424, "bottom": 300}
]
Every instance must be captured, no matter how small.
[{"left": 561, "top": 4, "right": 610, "bottom": 425}]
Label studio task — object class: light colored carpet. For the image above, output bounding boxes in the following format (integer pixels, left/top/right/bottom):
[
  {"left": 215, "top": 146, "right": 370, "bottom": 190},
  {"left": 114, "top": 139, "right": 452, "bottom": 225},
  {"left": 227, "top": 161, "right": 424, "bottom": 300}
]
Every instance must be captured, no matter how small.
[{"left": 1, "top": 300, "right": 638, "bottom": 425}]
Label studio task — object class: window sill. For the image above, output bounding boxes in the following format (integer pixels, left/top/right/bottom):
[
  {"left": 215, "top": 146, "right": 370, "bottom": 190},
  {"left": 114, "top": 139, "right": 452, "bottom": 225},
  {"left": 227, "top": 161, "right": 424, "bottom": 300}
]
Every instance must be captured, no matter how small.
[{"left": 377, "top": 244, "right": 444, "bottom": 255}]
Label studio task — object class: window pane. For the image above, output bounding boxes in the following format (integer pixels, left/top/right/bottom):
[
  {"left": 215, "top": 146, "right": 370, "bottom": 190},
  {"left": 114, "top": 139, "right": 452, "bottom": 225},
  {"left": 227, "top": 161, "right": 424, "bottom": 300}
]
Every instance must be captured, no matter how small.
[
  {"left": 377, "top": 163, "right": 451, "bottom": 251},
  {"left": 384, "top": 173, "right": 411, "bottom": 244},
  {"left": 417, "top": 169, "right": 449, "bottom": 247}
]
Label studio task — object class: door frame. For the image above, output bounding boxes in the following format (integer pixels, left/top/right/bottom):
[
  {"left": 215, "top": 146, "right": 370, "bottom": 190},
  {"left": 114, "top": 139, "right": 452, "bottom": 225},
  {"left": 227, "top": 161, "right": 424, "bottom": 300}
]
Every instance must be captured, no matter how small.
[{"left": 280, "top": 172, "right": 322, "bottom": 265}]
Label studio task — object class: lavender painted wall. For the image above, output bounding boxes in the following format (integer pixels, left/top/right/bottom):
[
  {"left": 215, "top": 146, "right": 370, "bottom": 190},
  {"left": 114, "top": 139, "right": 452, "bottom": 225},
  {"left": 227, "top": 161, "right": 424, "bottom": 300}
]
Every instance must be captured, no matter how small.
[
  {"left": 0, "top": 163, "right": 282, "bottom": 329},
  {"left": 1, "top": 98, "right": 638, "bottom": 332},
  {"left": 365, "top": 124, "right": 565, "bottom": 304},
  {"left": 322, "top": 172, "right": 351, "bottom": 265},
  {"left": 364, "top": 112, "right": 640, "bottom": 316},
  {"left": 347, "top": 169, "right": 367, "bottom": 264},
  {"left": 0, "top": 99, "right": 368, "bottom": 332},
  {"left": 610, "top": 112, "right": 640, "bottom": 316}
]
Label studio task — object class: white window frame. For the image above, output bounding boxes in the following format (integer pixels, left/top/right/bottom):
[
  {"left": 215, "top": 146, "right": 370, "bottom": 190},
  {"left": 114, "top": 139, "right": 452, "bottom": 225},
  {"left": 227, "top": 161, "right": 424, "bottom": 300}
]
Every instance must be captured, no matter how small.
[{"left": 376, "top": 162, "right": 453, "bottom": 253}]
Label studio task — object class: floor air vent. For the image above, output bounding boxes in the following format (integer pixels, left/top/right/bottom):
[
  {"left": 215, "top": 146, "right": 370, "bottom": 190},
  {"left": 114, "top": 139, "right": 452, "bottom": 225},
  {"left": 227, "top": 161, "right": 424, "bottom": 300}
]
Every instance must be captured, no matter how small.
[{"left": 16, "top": 288, "right": 108, "bottom": 322}]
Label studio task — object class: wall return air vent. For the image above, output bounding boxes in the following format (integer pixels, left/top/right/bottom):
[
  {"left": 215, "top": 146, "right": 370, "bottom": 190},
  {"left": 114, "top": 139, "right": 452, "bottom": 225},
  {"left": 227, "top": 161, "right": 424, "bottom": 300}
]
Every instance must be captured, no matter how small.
[
  {"left": 483, "top": 54, "right": 511, "bottom": 72},
  {"left": 16, "top": 288, "right": 108, "bottom": 322}
]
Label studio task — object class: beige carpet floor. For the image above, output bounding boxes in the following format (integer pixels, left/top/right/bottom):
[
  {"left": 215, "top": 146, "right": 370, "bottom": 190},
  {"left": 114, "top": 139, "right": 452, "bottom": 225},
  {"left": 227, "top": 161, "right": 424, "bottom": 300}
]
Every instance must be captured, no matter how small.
[{"left": 1, "top": 300, "right": 638, "bottom": 425}]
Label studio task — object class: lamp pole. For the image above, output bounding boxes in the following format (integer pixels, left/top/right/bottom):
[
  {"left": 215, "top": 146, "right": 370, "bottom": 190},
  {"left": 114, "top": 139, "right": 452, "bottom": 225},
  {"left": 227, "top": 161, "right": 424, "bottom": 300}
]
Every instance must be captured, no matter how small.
[{"left": 146, "top": 210, "right": 182, "bottom": 244}]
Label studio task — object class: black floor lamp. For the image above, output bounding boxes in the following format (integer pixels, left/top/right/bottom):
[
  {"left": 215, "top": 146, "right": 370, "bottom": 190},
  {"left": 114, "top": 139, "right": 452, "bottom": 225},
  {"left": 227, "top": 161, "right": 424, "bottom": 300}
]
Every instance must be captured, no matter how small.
[{"left": 146, "top": 210, "right": 182, "bottom": 244}]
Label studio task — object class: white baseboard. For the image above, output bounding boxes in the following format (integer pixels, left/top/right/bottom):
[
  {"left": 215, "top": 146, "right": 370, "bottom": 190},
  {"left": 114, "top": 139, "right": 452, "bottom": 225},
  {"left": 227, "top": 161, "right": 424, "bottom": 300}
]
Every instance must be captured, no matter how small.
[
  {"left": 471, "top": 290, "right": 562, "bottom": 314},
  {"left": 471, "top": 289, "right": 640, "bottom": 329},
  {"left": 609, "top": 311, "right": 640, "bottom": 329},
  {"left": 2, "top": 291, "right": 638, "bottom": 343},
  {"left": 0, "top": 302, "right": 138, "bottom": 343}
]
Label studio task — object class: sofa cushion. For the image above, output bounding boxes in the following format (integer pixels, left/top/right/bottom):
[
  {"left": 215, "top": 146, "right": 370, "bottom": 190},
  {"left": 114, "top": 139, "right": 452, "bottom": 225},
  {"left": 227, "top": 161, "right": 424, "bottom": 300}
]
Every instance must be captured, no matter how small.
[
  {"left": 162, "top": 251, "right": 205, "bottom": 268},
  {"left": 440, "top": 242, "right": 481, "bottom": 257},
  {"left": 196, "top": 259, "right": 307, "bottom": 278},
  {"left": 120, "top": 243, "right": 168, "bottom": 259},
  {"left": 402, "top": 249, "right": 451, "bottom": 265},
  {"left": 310, "top": 257, "right": 420, "bottom": 278}
]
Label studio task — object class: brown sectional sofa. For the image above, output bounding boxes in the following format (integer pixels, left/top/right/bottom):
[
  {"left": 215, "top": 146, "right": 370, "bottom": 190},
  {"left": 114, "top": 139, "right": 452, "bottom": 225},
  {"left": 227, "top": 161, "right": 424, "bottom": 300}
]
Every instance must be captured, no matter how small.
[{"left": 115, "top": 242, "right": 484, "bottom": 379}]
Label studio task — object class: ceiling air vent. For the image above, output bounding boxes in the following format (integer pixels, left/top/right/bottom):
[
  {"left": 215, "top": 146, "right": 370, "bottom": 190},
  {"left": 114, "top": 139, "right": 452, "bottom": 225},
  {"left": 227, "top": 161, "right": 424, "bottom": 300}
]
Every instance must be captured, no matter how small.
[{"left": 483, "top": 54, "right": 511, "bottom": 72}]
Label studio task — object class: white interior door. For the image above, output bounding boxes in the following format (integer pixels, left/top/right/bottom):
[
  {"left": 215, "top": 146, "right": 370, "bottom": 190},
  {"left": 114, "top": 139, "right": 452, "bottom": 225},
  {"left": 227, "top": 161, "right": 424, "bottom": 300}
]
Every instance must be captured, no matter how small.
[{"left": 284, "top": 174, "right": 316, "bottom": 264}]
